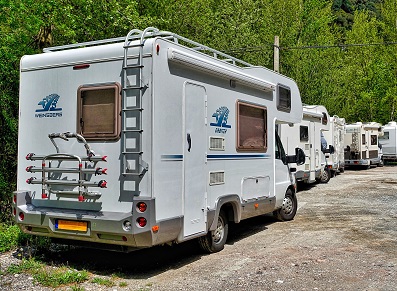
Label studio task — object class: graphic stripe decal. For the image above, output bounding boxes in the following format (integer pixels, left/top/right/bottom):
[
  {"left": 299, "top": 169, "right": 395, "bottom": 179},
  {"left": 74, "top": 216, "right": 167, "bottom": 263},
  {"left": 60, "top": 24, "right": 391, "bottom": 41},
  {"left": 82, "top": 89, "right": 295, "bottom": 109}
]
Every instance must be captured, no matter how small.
[
  {"left": 207, "top": 154, "right": 270, "bottom": 160},
  {"left": 161, "top": 154, "right": 270, "bottom": 161}
]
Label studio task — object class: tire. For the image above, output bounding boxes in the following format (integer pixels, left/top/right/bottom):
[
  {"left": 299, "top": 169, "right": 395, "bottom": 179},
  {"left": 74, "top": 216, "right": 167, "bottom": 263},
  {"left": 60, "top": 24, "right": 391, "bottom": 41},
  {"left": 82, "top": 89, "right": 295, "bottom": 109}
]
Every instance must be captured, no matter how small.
[
  {"left": 274, "top": 189, "right": 297, "bottom": 221},
  {"left": 320, "top": 167, "right": 331, "bottom": 183},
  {"left": 339, "top": 167, "right": 345, "bottom": 173},
  {"left": 198, "top": 210, "right": 228, "bottom": 253}
]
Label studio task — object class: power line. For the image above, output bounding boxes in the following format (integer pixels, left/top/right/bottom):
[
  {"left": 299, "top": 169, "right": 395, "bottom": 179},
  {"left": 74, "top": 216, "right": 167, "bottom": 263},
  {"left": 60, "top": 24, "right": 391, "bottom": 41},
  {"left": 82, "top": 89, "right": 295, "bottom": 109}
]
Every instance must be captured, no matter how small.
[{"left": 224, "top": 41, "right": 397, "bottom": 54}]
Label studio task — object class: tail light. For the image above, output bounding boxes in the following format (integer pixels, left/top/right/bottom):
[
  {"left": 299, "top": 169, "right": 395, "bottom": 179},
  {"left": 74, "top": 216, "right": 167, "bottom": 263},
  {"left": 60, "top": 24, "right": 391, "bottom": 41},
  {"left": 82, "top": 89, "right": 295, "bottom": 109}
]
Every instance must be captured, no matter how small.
[
  {"left": 136, "top": 217, "right": 147, "bottom": 227},
  {"left": 19, "top": 212, "right": 25, "bottom": 221},
  {"left": 136, "top": 202, "right": 147, "bottom": 212}
]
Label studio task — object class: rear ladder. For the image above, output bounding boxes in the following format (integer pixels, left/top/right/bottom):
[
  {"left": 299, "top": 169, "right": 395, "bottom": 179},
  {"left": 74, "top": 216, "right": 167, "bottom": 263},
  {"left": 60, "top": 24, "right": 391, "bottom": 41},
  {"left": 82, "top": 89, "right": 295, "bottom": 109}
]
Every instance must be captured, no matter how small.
[{"left": 121, "top": 28, "right": 158, "bottom": 179}]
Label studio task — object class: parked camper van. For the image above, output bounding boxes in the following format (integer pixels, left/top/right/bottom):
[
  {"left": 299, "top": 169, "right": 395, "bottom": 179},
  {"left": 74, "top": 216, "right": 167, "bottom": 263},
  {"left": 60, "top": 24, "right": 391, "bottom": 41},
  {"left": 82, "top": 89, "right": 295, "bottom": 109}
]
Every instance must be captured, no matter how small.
[
  {"left": 13, "top": 27, "right": 305, "bottom": 253},
  {"left": 322, "top": 116, "right": 346, "bottom": 176},
  {"left": 344, "top": 122, "right": 383, "bottom": 168},
  {"left": 280, "top": 105, "right": 333, "bottom": 185},
  {"left": 379, "top": 121, "right": 397, "bottom": 163}
]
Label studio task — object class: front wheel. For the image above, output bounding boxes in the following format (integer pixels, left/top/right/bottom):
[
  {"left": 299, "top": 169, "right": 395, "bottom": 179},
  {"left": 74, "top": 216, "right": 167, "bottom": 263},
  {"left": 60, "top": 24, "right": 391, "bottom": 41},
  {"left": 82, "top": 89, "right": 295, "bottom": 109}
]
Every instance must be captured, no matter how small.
[
  {"left": 320, "top": 167, "right": 331, "bottom": 183},
  {"left": 274, "top": 189, "right": 297, "bottom": 221},
  {"left": 198, "top": 210, "right": 228, "bottom": 253}
]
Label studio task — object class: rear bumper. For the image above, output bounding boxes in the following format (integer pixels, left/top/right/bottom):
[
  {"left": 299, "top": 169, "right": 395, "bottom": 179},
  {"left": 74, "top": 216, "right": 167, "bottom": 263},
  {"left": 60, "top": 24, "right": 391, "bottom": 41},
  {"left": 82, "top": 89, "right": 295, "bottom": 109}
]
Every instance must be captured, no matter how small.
[
  {"left": 13, "top": 191, "right": 181, "bottom": 249},
  {"left": 345, "top": 159, "right": 370, "bottom": 166}
]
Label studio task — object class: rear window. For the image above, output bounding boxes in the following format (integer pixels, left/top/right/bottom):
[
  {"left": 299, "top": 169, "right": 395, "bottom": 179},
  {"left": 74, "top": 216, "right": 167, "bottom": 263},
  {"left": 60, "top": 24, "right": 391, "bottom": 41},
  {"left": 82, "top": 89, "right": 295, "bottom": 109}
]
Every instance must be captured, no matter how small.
[{"left": 77, "top": 83, "right": 121, "bottom": 140}]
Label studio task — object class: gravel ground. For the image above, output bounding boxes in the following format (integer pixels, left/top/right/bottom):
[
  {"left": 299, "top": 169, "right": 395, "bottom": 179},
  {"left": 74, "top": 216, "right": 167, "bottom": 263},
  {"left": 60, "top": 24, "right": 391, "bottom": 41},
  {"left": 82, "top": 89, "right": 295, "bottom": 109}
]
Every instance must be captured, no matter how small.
[{"left": 1, "top": 166, "right": 396, "bottom": 290}]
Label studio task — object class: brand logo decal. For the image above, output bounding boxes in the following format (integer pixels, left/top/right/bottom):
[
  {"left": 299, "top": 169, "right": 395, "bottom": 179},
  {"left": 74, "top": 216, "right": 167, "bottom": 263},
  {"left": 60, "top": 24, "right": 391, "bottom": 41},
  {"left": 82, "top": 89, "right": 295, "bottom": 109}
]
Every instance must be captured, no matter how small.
[
  {"left": 210, "top": 106, "right": 231, "bottom": 134},
  {"left": 35, "top": 94, "right": 63, "bottom": 118}
]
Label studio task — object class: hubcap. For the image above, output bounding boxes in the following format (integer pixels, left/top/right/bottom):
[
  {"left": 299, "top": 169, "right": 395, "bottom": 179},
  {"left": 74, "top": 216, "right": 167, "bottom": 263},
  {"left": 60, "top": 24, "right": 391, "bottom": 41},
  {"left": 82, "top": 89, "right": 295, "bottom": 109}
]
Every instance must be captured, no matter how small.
[
  {"left": 282, "top": 196, "right": 293, "bottom": 214},
  {"left": 212, "top": 216, "right": 225, "bottom": 244}
]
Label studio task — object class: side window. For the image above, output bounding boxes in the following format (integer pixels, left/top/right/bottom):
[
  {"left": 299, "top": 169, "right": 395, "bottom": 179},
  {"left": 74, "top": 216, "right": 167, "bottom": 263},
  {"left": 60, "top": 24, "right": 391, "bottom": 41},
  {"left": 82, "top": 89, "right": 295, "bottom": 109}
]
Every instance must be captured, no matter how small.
[
  {"left": 362, "top": 134, "right": 366, "bottom": 145},
  {"left": 371, "top": 135, "right": 377, "bottom": 145},
  {"left": 236, "top": 101, "right": 267, "bottom": 152},
  {"left": 77, "top": 83, "right": 121, "bottom": 140},
  {"left": 275, "top": 130, "right": 286, "bottom": 164},
  {"left": 277, "top": 84, "right": 291, "bottom": 113},
  {"left": 300, "top": 126, "right": 309, "bottom": 142},
  {"left": 322, "top": 112, "right": 328, "bottom": 125},
  {"left": 379, "top": 132, "right": 389, "bottom": 140}
]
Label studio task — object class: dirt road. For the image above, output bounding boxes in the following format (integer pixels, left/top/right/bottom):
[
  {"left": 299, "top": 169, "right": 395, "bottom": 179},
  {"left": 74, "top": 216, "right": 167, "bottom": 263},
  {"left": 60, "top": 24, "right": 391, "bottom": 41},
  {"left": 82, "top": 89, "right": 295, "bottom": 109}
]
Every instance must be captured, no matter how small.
[{"left": 1, "top": 166, "right": 396, "bottom": 290}]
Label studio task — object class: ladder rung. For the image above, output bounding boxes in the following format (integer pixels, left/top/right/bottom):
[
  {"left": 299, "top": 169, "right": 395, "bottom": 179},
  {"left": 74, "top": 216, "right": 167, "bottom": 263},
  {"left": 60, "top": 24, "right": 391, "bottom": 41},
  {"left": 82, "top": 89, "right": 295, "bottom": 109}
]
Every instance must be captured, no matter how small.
[
  {"left": 122, "top": 129, "right": 143, "bottom": 133},
  {"left": 122, "top": 172, "right": 144, "bottom": 177},
  {"left": 124, "top": 43, "right": 144, "bottom": 49},
  {"left": 122, "top": 86, "right": 144, "bottom": 90},
  {"left": 123, "top": 64, "right": 144, "bottom": 69},
  {"left": 122, "top": 108, "right": 143, "bottom": 112},
  {"left": 122, "top": 151, "right": 143, "bottom": 155}
]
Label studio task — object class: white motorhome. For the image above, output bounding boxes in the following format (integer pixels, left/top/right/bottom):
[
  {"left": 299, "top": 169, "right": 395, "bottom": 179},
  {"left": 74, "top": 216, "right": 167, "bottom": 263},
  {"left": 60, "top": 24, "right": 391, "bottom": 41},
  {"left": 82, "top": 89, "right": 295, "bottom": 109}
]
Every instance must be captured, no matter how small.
[
  {"left": 379, "top": 121, "right": 397, "bottom": 163},
  {"left": 13, "top": 27, "right": 305, "bottom": 253},
  {"left": 344, "top": 122, "right": 383, "bottom": 168},
  {"left": 322, "top": 116, "right": 346, "bottom": 176},
  {"left": 280, "top": 105, "right": 333, "bottom": 185}
]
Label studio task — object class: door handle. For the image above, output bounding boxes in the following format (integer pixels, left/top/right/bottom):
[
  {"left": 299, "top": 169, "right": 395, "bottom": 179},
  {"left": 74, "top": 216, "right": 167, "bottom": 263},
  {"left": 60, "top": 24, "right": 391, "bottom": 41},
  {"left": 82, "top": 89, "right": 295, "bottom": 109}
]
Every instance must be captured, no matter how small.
[{"left": 187, "top": 133, "right": 191, "bottom": 152}]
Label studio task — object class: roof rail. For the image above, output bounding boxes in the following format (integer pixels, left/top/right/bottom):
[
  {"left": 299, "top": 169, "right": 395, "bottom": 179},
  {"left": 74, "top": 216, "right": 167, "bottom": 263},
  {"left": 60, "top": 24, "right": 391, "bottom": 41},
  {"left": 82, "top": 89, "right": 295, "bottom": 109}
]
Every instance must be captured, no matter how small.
[{"left": 43, "top": 27, "right": 253, "bottom": 68}]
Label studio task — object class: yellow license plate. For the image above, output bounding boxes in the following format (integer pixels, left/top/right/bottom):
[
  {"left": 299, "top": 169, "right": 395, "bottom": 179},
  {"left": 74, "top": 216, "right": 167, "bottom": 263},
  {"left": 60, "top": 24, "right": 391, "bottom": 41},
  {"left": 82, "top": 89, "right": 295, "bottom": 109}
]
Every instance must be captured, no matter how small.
[{"left": 56, "top": 220, "right": 88, "bottom": 232}]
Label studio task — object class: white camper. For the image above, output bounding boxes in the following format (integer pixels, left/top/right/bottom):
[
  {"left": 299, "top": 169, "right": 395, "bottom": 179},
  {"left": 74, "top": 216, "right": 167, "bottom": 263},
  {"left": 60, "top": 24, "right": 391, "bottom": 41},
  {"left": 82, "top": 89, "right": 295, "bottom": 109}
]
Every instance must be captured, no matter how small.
[
  {"left": 379, "top": 121, "right": 397, "bottom": 163},
  {"left": 344, "top": 122, "right": 383, "bottom": 168},
  {"left": 322, "top": 116, "right": 346, "bottom": 175},
  {"left": 280, "top": 105, "right": 333, "bottom": 185},
  {"left": 13, "top": 27, "right": 305, "bottom": 253}
]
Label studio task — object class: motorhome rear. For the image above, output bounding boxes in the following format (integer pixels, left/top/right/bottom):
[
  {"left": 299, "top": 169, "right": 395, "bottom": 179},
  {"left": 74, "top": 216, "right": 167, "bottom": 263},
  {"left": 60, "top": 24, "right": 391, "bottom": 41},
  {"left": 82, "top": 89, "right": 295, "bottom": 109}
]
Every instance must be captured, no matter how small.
[
  {"left": 344, "top": 122, "right": 383, "bottom": 168},
  {"left": 13, "top": 27, "right": 304, "bottom": 253},
  {"left": 322, "top": 116, "right": 346, "bottom": 175},
  {"left": 379, "top": 121, "right": 397, "bottom": 163},
  {"left": 280, "top": 104, "right": 332, "bottom": 184}
]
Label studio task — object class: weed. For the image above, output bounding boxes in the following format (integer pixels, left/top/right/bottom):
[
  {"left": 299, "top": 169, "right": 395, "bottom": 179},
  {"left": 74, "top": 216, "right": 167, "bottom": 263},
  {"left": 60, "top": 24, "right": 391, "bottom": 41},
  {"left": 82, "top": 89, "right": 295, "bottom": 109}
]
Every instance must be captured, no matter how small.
[
  {"left": 91, "top": 277, "right": 115, "bottom": 287},
  {"left": 69, "top": 285, "right": 85, "bottom": 291},
  {"left": 6, "top": 258, "right": 43, "bottom": 274},
  {"left": 6, "top": 258, "right": 89, "bottom": 288},
  {"left": 34, "top": 267, "right": 89, "bottom": 287},
  {"left": 119, "top": 281, "right": 128, "bottom": 287}
]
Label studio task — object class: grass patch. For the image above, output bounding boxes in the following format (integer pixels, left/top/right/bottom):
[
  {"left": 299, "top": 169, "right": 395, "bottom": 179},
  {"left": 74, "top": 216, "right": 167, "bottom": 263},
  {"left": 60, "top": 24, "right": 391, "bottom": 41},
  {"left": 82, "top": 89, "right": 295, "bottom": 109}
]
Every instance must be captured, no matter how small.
[
  {"left": 69, "top": 285, "right": 85, "bottom": 291},
  {"left": 0, "top": 224, "right": 20, "bottom": 252},
  {"left": 91, "top": 277, "right": 115, "bottom": 287},
  {"left": 6, "top": 258, "right": 89, "bottom": 288},
  {"left": 0, "top": 223, "right": 51, "bottom": 254},
  {"left": 119, "top": 281, "right": 128, "bottom": 287}
]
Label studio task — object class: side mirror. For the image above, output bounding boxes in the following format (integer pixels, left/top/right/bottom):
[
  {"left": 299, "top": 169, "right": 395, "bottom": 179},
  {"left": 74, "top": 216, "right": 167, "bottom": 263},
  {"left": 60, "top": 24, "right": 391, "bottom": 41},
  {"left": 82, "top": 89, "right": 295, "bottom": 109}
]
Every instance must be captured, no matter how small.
[
  {"left": 285, "top": 147, "right": 305, "bottom": 165},
  {"left": 295, "top": 147, "right": 305, "bottom": 165}
]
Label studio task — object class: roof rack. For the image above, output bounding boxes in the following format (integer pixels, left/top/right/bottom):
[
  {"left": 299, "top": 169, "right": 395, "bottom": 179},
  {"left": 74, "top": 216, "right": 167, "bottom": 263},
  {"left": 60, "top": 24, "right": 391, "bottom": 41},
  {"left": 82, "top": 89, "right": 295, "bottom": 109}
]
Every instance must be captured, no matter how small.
[{"left": 43, "top": 27, "right": 253, "bottom": 68}]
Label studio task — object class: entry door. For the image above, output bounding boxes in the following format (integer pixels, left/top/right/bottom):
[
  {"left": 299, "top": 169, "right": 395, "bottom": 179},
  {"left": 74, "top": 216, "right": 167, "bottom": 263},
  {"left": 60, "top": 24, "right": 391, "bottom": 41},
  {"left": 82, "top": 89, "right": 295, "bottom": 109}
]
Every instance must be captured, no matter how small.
[
  {"left": 183, "top": 83, "right": 207, "bottom": 238},
  {"left": 309, "top": 122, "right": 316, "bottom": 181}
]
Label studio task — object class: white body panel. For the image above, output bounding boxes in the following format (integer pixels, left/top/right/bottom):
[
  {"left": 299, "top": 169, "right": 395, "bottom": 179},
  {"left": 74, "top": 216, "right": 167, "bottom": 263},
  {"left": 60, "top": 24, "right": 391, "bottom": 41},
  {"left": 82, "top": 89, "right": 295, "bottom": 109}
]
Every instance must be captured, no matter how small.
[
  {"left": 280, "top": 105, "right": 330, "bottom": 184},
  {"left": 14, "top": 30, "right": 303, "bottom": 249},
  {"left": 379, "top": 121, "right": 397, "bottom": 161},
  {"left": 323, "top": 116, "right": 346, "bottom": 173},
  {"left": 344, "top": 122, "right": 382, "bottom": 167}
]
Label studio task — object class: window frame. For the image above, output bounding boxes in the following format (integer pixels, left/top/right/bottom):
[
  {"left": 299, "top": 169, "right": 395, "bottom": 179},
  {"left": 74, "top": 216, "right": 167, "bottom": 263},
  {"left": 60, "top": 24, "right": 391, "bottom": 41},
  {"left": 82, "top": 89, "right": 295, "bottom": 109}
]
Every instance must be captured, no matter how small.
[
  {"left": 276, "top": 84, "right": 291, "bottom": 113},
  {"left": 77, "top": 82, "right": 121, "bottom": 141},
  {"left": 300, "top": 125, "right": 309, "bottom": 142},
  {"left": 236, "top": 100, "right": 267, "bottom": 152}
]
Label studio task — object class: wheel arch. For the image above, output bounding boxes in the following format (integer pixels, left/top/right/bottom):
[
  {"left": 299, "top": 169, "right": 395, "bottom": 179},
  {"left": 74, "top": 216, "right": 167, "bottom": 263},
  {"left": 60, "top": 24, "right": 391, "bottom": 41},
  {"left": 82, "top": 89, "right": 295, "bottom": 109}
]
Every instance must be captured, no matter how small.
[{"left": 208, "top": 194, "right": 241, "bottom": 231}]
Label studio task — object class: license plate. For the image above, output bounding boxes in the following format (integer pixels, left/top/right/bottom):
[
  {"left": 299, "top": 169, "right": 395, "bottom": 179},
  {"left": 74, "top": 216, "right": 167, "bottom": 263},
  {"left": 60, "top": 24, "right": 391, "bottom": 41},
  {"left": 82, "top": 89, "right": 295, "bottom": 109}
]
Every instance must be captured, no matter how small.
[{"left": 55, "top": 220, "right": 88, "bottom": 232}]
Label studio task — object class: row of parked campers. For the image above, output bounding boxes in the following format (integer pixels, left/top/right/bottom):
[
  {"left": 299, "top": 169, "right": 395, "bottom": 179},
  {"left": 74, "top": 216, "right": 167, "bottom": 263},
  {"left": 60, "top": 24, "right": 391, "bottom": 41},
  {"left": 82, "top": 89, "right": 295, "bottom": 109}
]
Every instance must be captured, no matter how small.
[
  {"left": 280, "top": 106, "right": 387, "bottom": 187},
  {"left": 11, "top": 27, "right": 385, "bottom": 255}
]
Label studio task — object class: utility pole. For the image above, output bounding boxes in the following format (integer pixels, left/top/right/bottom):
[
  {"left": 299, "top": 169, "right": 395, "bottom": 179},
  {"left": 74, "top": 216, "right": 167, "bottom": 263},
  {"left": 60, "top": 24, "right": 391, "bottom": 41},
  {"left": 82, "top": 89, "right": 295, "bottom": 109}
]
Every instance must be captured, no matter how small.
[{"left": 274, "top": 35, "right": 280, "bottom": 73}]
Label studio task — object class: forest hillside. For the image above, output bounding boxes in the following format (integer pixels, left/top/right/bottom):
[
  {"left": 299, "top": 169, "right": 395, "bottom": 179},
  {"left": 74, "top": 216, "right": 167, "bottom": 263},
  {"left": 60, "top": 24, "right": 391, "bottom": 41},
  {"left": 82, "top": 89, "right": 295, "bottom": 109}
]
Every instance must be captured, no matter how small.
[{"left": 1, "top": 0, "right": 396, "bottom": 222}]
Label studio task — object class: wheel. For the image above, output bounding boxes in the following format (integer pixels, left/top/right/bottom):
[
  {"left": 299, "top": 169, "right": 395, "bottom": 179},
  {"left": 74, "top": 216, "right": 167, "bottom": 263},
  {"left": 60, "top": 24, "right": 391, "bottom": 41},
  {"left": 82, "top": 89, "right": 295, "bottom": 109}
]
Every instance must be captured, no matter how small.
[
  {"left": 320, "top": 167, "right": 331, "bottom": 183},
  {"left": 274, "top": 189, "right": 297, "bottom": 221},
  {"left": 198, "top": 210, "right": 228, "bottom": 253},
  {"left": 339, "top": 167, "right": 345, "bottom": 173}
]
